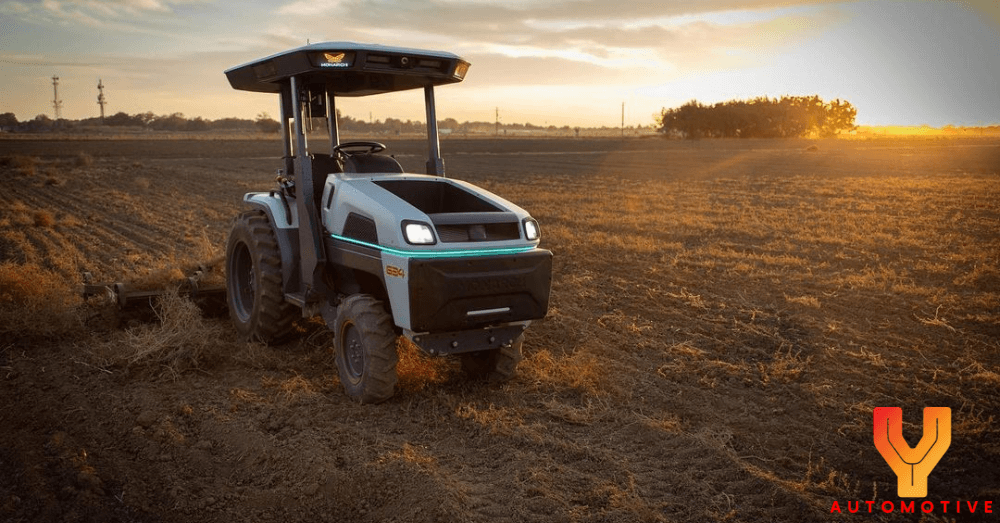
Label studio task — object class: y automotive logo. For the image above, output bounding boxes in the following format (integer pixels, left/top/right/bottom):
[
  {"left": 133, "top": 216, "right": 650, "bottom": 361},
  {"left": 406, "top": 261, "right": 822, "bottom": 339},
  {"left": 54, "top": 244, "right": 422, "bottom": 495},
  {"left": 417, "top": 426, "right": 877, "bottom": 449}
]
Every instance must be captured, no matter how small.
[
  {"left": 830, "top": 406, "right": 994, "bottom": 516},
  {"left": 873, "top": 407, "right": 951, "bottom": 498}
]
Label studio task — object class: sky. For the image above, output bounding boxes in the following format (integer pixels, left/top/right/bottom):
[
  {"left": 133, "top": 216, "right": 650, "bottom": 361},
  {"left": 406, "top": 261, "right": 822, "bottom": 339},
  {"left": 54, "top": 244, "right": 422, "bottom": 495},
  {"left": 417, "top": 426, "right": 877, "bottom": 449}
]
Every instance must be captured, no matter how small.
[{"left": 0, "top": 0, "right": 998, "bottom": 128}]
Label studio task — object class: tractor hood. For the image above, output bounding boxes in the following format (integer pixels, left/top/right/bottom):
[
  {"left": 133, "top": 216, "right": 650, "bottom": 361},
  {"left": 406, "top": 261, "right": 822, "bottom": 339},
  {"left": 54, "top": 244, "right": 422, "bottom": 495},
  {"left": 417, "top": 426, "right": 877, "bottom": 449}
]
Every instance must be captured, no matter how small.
[{"left": 321, "top": 173, "right": 540, "bottom": 254}]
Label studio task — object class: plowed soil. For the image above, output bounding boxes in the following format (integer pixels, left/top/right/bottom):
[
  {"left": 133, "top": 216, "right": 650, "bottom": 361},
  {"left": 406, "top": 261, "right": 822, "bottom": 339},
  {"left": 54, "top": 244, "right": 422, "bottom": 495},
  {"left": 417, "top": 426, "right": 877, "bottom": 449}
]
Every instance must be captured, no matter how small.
[{"left": 1, "top": 136, "right": 998, "bottom": 522}]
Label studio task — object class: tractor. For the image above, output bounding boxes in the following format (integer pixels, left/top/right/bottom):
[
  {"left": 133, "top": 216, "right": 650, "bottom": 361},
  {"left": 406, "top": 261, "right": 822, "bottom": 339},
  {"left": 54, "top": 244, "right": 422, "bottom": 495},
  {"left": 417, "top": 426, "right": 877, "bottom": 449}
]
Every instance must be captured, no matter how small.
[{"left": 223, "top": 42, "right": 552, "bottom": 403}]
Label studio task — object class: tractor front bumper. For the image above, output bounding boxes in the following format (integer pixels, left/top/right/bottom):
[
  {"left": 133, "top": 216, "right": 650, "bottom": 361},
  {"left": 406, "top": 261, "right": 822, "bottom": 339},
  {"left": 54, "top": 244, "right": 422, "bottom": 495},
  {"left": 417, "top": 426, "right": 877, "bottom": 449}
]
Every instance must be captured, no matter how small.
[{"left": 404, "top": 248, "right": 552, "bottom": 333}]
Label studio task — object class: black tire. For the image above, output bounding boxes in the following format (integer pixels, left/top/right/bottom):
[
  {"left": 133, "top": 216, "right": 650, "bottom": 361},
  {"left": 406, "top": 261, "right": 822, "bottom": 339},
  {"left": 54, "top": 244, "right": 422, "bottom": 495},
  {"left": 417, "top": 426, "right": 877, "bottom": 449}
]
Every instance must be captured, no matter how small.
[
  {"left": 461, "top": 334, "right": 524, "bottom": 382},
  {"left": 225, "top": 210, "right": 297, "bottom": 342},
  {"left": 334, "top": 294, "right": 399, "bottom": 404}
]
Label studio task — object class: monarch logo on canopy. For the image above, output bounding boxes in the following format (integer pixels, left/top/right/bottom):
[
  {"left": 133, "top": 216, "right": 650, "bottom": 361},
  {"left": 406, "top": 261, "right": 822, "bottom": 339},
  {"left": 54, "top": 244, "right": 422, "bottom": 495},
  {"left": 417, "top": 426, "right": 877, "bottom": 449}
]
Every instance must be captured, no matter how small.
[
  {"left": 873, "top": 407, "right": 951, "bottom": 498},
  {"left": 317, "top": 52, "right": 352, "bottom": 68}
]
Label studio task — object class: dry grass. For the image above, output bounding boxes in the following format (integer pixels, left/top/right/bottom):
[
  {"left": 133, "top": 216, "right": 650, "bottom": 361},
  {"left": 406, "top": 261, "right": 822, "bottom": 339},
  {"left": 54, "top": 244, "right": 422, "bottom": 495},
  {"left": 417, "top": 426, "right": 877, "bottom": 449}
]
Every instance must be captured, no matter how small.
[
  {"left": 126, "top": 266, "right": 188, "bottom": 291},
  {"left": 74, "top": 152, "right": 94, "bottom": 167},
  {"left": 395, "top": 337, "right": 456, "bottom": 392},
  {"left": 32, "top": 210, "right": 56, "bottom": 228},
  {"left": 92, "top": 289, "right": 231, "bottom": 375},
  {"left": 1, "top": 154, "right": 39, "bottom": 176},
  {"left": 520, "top": 346, "right": 614, "bottom": 397},
  {"left": 0, "top": 261, "right": 81, "bottom": 337},
  {"left": 261, "top": 373, "right": 328, "bottom": 405},
  {"left": 490, "top": 146, "right": 1000, "bottom": 518}
]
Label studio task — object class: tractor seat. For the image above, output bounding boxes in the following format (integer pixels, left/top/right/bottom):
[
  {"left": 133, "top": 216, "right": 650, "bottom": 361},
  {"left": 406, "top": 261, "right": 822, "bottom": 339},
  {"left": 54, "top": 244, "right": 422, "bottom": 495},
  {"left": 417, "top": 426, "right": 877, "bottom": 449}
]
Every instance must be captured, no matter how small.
[{"left": 342, "top": 154, "right": 404, "bottom": 174}]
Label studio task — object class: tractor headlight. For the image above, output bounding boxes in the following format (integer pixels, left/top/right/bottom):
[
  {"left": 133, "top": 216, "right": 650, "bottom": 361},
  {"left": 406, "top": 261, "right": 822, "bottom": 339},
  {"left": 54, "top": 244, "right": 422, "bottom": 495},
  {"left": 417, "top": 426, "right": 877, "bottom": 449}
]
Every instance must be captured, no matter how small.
[
  {"left": 522, "top": 218, "right": 540, "bottom": 241},
  {"left": 403, "top": 221, "right": 436, "bottom": 245}
]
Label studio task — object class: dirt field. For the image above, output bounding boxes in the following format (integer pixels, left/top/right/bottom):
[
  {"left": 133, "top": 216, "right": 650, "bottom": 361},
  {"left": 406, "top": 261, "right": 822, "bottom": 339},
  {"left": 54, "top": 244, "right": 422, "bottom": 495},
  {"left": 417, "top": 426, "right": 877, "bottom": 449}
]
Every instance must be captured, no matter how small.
[{"left": 1, "top": 136, "right": 998, "bottom": 522}]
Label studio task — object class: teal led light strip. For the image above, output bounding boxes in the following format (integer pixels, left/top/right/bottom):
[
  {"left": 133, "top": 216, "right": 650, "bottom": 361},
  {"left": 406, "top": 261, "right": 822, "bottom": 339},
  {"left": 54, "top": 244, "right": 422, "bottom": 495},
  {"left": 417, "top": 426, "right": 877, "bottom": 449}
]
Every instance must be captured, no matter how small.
[{"left": 330, "top": 233, "right": 534, "bottom": 258}]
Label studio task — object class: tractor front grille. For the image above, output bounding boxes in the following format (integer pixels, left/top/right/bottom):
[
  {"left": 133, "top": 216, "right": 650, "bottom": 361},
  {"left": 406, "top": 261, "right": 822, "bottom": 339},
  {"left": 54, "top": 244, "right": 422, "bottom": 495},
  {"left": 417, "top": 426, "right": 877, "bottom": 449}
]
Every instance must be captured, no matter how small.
[{"left": 435, "top": 222, "right": 520, "bottom": 243}]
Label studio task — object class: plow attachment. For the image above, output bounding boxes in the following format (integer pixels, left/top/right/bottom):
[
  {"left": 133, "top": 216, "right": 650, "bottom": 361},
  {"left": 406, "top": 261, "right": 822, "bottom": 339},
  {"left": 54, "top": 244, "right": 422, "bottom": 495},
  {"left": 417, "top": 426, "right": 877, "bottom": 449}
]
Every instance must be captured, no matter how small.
[{"left": 80, "top": 262, "right": 227, "bottom": 319}]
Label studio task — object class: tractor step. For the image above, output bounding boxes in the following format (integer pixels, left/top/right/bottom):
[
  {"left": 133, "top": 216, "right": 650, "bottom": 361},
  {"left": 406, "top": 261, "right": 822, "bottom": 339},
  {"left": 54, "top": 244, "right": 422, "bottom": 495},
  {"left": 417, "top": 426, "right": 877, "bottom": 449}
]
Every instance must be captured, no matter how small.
[{"left": 284, "top": 291, "right": 324, "bottom": 317}]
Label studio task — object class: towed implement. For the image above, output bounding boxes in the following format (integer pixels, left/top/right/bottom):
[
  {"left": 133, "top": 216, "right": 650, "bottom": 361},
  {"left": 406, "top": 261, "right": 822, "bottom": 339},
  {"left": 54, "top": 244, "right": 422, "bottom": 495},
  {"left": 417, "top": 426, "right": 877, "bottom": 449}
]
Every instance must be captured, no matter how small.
[{"left": 79, "top": 263, "right": 227, "bottom": 321}]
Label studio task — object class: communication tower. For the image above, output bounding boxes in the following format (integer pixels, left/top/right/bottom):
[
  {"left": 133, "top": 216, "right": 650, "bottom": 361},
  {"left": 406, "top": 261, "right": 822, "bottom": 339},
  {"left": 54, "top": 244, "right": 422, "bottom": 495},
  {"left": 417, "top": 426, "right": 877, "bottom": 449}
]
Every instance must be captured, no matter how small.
[
  {"left": 52, "top": 76, "right": 63, "bottom": 119},
  {"left": 97, "top": 79, "right": 107, "bottom": 124}
]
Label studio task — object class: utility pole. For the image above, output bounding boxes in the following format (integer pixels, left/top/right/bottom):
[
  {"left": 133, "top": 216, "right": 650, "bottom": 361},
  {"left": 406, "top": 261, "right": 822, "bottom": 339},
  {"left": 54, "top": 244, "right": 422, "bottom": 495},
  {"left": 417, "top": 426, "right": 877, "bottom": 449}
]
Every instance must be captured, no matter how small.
[
  {"left": 621, "top": 101, "right": 625, "bottom": 138},
  {"left": 97, "top": 79, "right": 107, "bottom": 124},
  {"left": 52, "top": 76, "right": 63, "bottom": 120},
  {"left": 495, "top": 107, "right": 499, "bottom": 137}
]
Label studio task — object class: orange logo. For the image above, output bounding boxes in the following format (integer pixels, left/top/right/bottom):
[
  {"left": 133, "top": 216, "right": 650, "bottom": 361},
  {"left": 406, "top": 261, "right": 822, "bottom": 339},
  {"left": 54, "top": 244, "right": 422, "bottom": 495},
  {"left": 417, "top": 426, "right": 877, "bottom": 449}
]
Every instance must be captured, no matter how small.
[
  {"left": 873, "top": 407, "right": 951, "bottom": 498},
  {"left": 324, "top": 52, "right": 346, "bottom": 63}
]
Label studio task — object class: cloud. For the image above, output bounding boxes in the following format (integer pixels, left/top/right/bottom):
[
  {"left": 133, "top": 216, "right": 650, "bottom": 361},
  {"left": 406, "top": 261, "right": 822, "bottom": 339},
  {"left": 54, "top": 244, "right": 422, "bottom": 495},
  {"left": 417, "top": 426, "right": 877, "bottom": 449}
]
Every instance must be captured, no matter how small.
[
  {"left": 4, "top": 0, "right": 212, "bottom": 28},
  {"left": 461, "top": 53, "right": 635, "bottom": 86},
  {"left": 0, "top": 1, "right": 31, "bottom": 15},
  {"left": 0, "top": 53, "right": 103, "bottom": 67},
  {"left": 524, "top": 11, "right": 838, "bottom": 50},
  {"left": 270, "top": 0, "right": 845, "bottom": 77},
  {"left": 253, "top": 0, "right": 849, "bottom": 100},
  {"left": 277, "top": 0, "right": 341, "bottom": 16},
  {"left": 522, "top": 0, "right": 844, "bottom": 21},
  {"left": 273, "top": 0, "right": 842, "bottom": 39}
]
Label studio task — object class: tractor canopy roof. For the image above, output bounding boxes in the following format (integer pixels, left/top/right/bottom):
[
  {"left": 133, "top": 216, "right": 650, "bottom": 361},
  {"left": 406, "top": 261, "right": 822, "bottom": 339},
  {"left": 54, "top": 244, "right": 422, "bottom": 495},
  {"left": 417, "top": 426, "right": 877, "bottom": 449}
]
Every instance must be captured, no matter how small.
[{"left": 225, "top": 42, "right": 470, "bottom": 96}]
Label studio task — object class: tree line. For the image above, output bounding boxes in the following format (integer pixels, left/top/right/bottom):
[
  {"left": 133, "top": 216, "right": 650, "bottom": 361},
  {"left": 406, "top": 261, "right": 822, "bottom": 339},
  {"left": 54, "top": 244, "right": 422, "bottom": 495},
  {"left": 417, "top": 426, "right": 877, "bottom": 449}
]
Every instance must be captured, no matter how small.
[
  {"left": 0, "top": 111, "right": 272, "bottom": 133},
  {"left": 656, "top": 96, "right": 857, "bottom": 139},
  {"left": 3, "top": 96, "right": 859, "bottom": 138},
  {"left": 0, "top": 110, "right": 588, "bottom": 135}
]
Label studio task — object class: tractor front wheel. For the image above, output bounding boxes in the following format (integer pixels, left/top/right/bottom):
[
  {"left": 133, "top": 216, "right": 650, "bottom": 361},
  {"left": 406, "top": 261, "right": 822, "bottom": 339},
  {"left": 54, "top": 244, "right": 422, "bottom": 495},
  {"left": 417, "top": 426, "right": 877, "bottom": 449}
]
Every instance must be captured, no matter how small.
[
  {"left": 461, "top": 334, "right": 524, "bottom": 382},
  {"left": 333, "top": 294, "right": 399, "bottom": 404}
]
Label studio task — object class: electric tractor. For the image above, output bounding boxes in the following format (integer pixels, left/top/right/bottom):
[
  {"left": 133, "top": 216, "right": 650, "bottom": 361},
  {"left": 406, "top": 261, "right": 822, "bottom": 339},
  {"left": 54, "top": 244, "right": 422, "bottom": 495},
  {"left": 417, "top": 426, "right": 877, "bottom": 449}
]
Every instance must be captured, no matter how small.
[{"left": 223, "top": 42, "right": 552, "bottom": 403}]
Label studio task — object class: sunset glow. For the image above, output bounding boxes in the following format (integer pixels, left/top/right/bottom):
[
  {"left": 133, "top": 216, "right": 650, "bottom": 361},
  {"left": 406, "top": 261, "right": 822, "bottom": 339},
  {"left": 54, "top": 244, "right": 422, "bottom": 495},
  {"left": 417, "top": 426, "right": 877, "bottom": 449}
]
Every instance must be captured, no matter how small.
[{"left": 1, "top": 1, "right": 997, "bottom": 128}]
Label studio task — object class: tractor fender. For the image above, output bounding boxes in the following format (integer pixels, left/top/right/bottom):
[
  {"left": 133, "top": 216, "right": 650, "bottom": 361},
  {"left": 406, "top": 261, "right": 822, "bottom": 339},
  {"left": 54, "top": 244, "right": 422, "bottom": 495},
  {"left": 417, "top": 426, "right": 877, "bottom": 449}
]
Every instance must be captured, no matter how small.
[{"left": 242, "top": 192, "right": 301, "bottom": 294}]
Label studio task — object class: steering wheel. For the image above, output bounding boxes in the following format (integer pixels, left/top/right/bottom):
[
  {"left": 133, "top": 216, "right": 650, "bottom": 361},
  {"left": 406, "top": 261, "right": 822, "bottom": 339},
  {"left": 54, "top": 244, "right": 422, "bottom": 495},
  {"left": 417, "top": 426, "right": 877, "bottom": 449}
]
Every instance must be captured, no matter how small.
[{"left": 333, "top": 141, "right": 386, "bottom": 160}]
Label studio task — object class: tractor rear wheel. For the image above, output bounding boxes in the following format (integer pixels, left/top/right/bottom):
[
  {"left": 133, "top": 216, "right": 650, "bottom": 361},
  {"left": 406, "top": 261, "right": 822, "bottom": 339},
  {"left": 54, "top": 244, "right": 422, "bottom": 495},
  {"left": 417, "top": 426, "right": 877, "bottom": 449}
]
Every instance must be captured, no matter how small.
[
  {"left": 225, "top": 210, "right": 296, "bottom": 343},
  {"left": 333, "top": 294, "right": 399, "bottom": 404},
  {"left": 461, "top": 334, "right": 524, "bottom": 382}
]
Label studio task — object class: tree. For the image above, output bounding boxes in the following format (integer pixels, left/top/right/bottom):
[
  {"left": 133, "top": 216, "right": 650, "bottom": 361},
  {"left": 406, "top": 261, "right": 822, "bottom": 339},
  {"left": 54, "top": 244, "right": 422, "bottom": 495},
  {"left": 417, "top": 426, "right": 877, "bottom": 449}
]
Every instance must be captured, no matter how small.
[
  {"left": 255, "top": 112, "right": 280, "bottom": 134},
  {"left": 820, "top": 99, "right": 857, "bottom": 137},
  {"left": 185, "top": 117, "right": 210, "bottom": 131},
  {"left": 137, "top": 112, "right": 156, "bottom": 127},
  {"left": 656, "top": 95, "right": 858, "bottom": 139},
  {"left": 211, "top": 117, "right": 254, "bottom": 131},
  {"left": 150, "top": 112, "right": 187, "bottom": 131},
  {"left": 657, "top": 100, "right": 709, "bottom": 139},
  {"left": 105, "top": 111, "right": 144, "bottom": 127},
  {"left": 29, "top": 114, "right": 54, "bottom": 131},
  {"left": 0, "top": 112, "right": 18, "bottom": 131}
]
